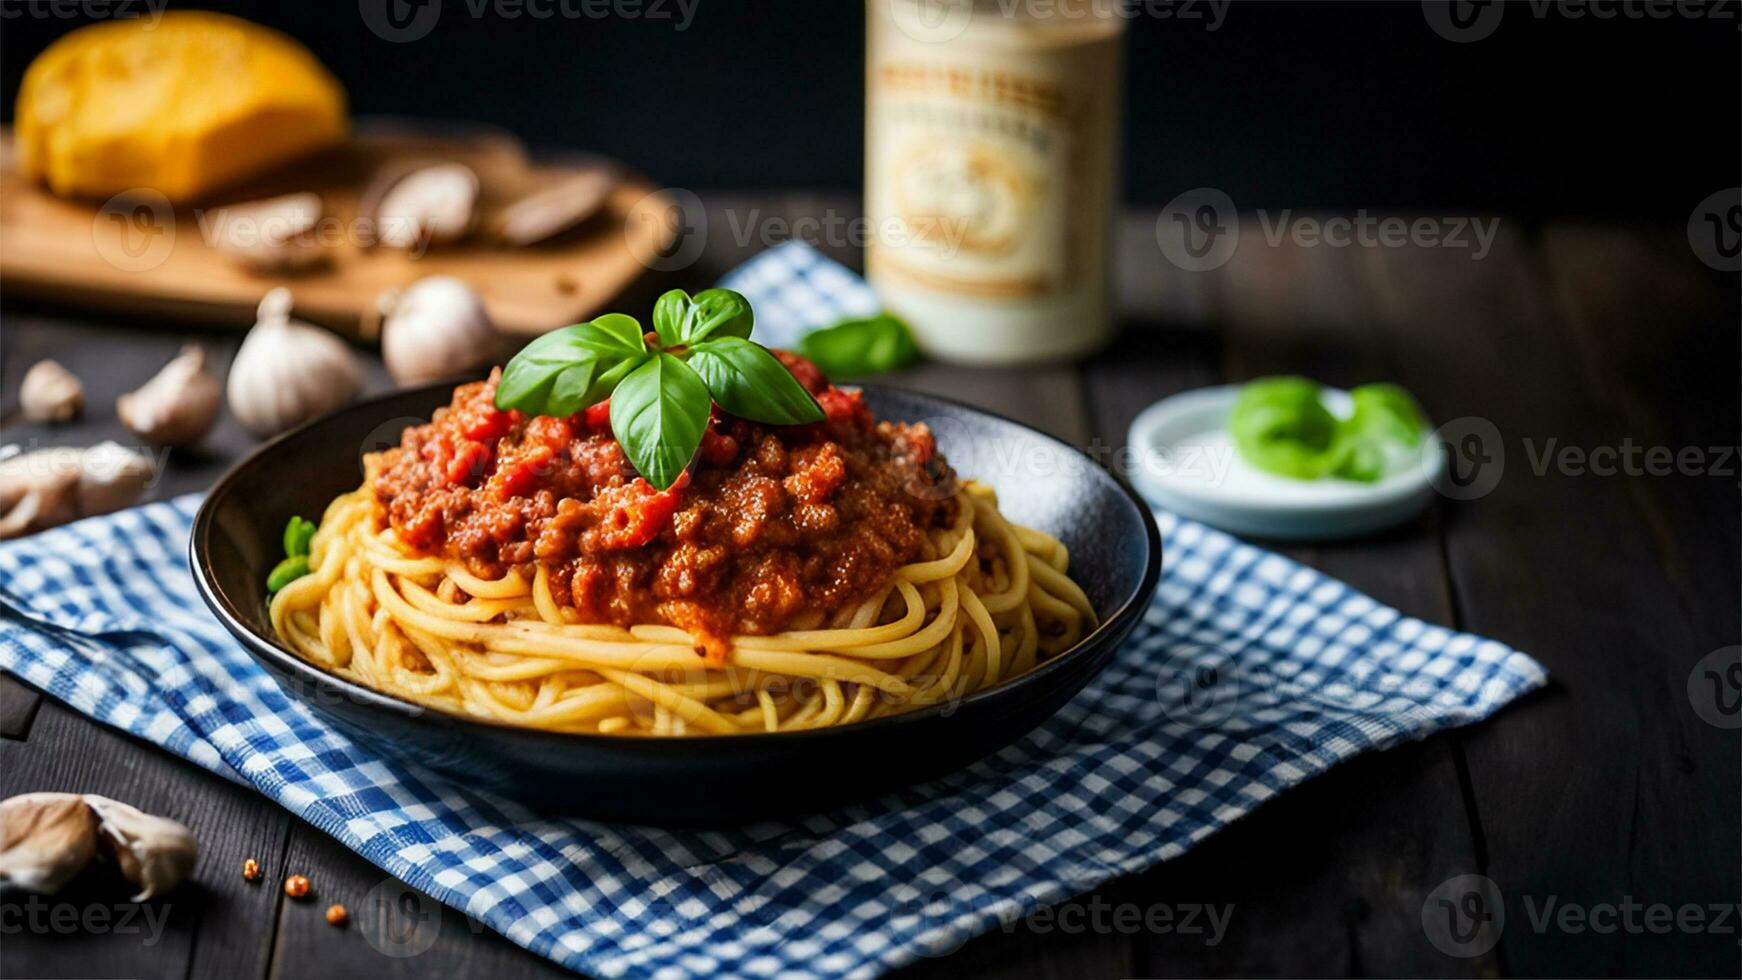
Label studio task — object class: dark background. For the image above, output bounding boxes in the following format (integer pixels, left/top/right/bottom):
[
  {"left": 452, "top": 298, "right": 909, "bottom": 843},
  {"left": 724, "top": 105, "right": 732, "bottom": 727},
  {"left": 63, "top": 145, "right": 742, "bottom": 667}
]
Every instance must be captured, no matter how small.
[{"left": 2, "top": 0, "right": 1737, "bottom": 223}]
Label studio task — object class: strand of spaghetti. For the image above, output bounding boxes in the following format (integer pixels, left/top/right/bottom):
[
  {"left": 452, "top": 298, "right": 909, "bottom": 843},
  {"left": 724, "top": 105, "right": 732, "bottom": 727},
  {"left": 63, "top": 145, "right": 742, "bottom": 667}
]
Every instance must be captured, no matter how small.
[
  {"left": 725, "top": 648, "right": 911, "bottom": 695},
  {"left": 1026, "top": 575, "right": 1081, "bottom": 630},
  {"left": 629, "top": 577, "right": 933, "bottom": 653},
  {"left": 816, "top": 575, "right": 961, "bottom": 659},
  {"left": 755, "top": 690, "right": 779, "bottom": 732},
  {"left": 970, "top": 499, "right": 1032, "bottom": 614},
  {"left": 958, "top": 578, "right": 1003, "bottom": 686},
  {"left": 1013, "top": 524, "right": 1068, "bottom": 570},
  {"left": 841, "top": 683, "right": 877, "bottom": 726},
  {"left": 398, "top": 575, "right": 532, "bottom": 623},
  {"left": 594, "top": 669, "right": 737, "bottom": 734},
  {"left": 847, "top": 585, "right": 894, "bottom": 629},
  {"left": 444, "top": 563, "right": 529, "bottom": 600},
  {"left": 899, "top": 507, "right": 976, "bottom": 584},
  {"left": 1027, "top": 554, "right": 1097, "bottom": 624},
  {"left": 532, "top": 565, "right": 567, "bottom": 625}
]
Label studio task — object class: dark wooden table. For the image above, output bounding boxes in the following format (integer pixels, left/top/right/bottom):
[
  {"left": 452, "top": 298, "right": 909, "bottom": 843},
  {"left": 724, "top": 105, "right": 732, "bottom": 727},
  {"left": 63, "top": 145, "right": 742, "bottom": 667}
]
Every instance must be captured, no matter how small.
[{"left": 3, "top": 196, "right": 1738, "bottom": 979}]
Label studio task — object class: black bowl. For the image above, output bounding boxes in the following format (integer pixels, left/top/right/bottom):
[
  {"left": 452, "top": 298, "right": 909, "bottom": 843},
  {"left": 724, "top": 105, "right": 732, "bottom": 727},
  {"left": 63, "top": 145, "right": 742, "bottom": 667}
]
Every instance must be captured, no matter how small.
[{"left": 191, "top": 382, "right": 1161, "bottom": 824}]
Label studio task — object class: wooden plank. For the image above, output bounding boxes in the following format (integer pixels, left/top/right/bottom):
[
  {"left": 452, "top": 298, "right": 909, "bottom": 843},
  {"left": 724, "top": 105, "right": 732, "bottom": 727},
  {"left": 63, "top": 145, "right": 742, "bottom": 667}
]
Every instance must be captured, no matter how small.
[
  {"left": 1537, "top": 225, "right": 1741, "bottom": 642},
  {"left": 1082, "top": 216, "right": 1488, "bottom": 976},
  {"left": 1358, "top": 228, "right": 1741, "bottom": 977},
  {"left": 266, "top": 825, "right": 574, "bottom": 980},
  {"left": 0, "top": 672, "right": 44, "bottom": 739},
  {"left": 0, "top": 700, "right": 291, "bottom": 980}
]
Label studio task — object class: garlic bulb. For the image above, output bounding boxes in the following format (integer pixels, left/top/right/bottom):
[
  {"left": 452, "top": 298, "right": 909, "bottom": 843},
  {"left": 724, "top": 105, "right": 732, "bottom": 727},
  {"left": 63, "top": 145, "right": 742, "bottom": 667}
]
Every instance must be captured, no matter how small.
[
  {"left": 19, "top": 360, "right": 83, "bottom": 422},
  {"left": 0, "top": 792, "right": 197, "bottom": 900},
  {"left": 380, "top": 276, "right": 499, "bottom": 385},
  {"left": 210, "top": 192, "right": 328, "bottom": 274},
  {"left": 0, "top": 441, "right": 154, "bottom": 539},
  {"left": 118, "top": 346, "right": 221, "bottom": 447},
  {"left": 227, "top": 288, "right": 363, "bottom": 437},
  {"left": 366, "top": 163, "right": 479, "bottom": 252}
]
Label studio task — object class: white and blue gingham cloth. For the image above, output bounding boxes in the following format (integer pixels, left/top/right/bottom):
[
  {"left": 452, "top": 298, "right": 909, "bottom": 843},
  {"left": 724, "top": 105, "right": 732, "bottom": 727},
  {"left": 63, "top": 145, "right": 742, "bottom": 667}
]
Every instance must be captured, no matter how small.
[{"left": 0, "top": 243, "right": 1546, "bottom": 979}]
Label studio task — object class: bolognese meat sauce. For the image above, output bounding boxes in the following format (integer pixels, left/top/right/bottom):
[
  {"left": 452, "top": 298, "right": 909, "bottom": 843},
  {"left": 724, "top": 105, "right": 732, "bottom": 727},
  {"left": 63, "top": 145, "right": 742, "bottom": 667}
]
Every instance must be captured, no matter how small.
[{"left": 369, "top": 353, "right": 958, "bottom": 657}]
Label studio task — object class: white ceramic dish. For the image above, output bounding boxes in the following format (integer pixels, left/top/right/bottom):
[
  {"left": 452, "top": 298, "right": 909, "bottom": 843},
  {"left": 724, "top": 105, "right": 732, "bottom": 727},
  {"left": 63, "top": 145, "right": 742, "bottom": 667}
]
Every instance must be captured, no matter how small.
[{"left": 1126, "top": 385, "right": 1445, "bottom": 540}]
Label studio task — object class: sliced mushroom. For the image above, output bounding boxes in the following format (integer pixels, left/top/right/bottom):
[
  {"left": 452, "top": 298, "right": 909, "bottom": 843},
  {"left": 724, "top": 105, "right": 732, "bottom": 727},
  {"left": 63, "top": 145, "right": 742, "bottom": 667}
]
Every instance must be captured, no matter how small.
[
  {"left": 362, "top": 162, "right": 479, "bottom": 252},
  {"left": 495, "top": 169, "right": 617, "bottom": 247},
  {"left": 209, "top": 192, "right": 328, "bottom": 273}
]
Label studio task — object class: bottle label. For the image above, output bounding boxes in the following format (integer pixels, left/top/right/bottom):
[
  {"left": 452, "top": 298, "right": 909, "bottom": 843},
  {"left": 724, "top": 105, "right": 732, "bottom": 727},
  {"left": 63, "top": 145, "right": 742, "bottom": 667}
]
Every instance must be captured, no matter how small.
[{"left": 868, "top": 59, "right": 1085, "bottom": 300}]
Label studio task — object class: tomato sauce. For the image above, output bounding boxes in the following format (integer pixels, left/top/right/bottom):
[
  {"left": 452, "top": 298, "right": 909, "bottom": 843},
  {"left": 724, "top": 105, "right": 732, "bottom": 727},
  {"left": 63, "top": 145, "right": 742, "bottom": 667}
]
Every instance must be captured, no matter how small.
[{"left": 369, "top": 355, "right": 958, "bottom": 658}]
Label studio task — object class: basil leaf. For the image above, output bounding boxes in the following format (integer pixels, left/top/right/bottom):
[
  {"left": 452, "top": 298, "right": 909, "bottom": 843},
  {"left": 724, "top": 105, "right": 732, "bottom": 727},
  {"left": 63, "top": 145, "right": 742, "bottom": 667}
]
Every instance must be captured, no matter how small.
[
  {"left": 687, "top": 337, "right": 825, "bottom": 425},
  {"left": 682, "top": 288, "right": 753, "bottom": 345},
  {"left": 1345, "top": 383, "right": 1426, "bottom": 447},
  {"left": 652, "top": 289, "right": 690, "bottom": 349},
  {"left": 496, "top": 315, "right": 647, "bottom": 414},
  {"left": 609, "top": 353, "right": 712, "bottom": 490},
  {"left": 1229, "top": 376, "right": 1339, "bottom": 480},
  {"left": 796, "top": 313, "right": 919, "bottom": 381}
]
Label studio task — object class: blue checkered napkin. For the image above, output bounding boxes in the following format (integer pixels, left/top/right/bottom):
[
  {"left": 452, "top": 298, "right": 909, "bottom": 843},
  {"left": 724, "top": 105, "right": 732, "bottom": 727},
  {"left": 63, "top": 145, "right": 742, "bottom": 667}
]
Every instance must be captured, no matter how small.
[
  {"left": 718, "top": 240, "right": 882, "bottom": 350},
  {"left": 0, "top": 246, "right": 1547, "bottom": 980}
]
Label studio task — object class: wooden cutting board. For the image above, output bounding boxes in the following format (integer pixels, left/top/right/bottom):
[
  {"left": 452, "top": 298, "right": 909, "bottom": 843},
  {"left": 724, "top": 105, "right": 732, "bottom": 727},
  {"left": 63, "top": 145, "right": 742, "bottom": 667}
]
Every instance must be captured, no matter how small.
[{"left": 0, "top": 121, "right": 672, "bottom": 337}]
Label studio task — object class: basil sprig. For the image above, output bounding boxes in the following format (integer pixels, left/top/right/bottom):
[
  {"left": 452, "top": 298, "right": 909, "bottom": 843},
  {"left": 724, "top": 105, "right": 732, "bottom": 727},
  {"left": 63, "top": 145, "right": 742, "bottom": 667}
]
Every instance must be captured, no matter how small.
[
  {"left": 495, "top": 289, "right": 823, "bottom": 489},
  {"left": 797, "top": 313, "right": 920, "bottom": 381}
]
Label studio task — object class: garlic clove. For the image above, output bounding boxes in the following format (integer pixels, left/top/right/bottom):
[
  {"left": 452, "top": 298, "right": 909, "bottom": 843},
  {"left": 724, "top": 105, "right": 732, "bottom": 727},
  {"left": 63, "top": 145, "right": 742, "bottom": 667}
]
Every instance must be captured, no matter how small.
[
  {"left": 364, "top": 162, "right": 479, "bottom": 252},
  {"left": 0, "top": 793, "right": 99, "bottom": 895},
  {"left": 117, "top": 345, "right": 222, "bottom": 447},
  {"left": 76, "top": 441, "right": 156, "bottom": 517},
  {"left": 209, "top": 192, "right": 329, "bottom": 274},
  {"left": 495, "top": 170, "right": 616, "bottom": 247},
  {"left": 227, "top": 288, "right": 364, "bottom": 437},
  {"left": 0, "top": 793, "right": 198, "bottom": 901},
  {"left": 19, "top": 359, "right": 84, "bottom": 423},
  {"left": 380, "top": 276, "right": 500, "bottom": 386},
  {"left": 83, "top": 796, "right": 198, "bottom": 901},
  {"left": 0, "top": 441, "right": 152, "bottom": 539}
]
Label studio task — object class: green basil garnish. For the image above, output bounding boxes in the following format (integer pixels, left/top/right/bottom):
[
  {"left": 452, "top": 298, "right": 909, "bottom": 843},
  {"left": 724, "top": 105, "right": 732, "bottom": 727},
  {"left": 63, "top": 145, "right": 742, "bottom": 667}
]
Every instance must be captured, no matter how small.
[
  {"left": 497, "top": 313, "right": 648, "bottom": 417},
  {"left": 796, "top": 313, "right": 920, "bottom": 381},
  {"left": 609, "top": 353, "right": 713, "bottom": 492},
  {"left": 496, "top": 289, "right": 822, "bottom": 490},
  {"left": 687, "top": 337, "right": 826, "bottom": 426},
  {"left": 1230, "top": 377, "right": 1427, "bottom": 483},
  {"left": 1230, "top": 376, "right": 1340, "bottom": 480}
]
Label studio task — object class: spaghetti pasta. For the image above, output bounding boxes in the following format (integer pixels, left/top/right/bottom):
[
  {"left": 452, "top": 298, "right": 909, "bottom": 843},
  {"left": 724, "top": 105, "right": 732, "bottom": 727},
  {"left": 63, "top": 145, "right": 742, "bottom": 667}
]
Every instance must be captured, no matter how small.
[{"left": 270, "top": 480, "right": 1095, "bottom": 736}]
